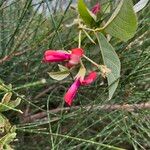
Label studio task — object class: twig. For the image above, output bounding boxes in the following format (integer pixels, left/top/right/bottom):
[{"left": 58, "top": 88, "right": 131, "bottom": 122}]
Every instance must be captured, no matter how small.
[
  {"left": 22, "top": 112, "right": 47, "bottom": 123},
  {"left": 34, "top": 85, "right": 56, "bottom": 99},
  {"left": 0, "top": 50, "right": 28, "bottom": 64},
  {"left": 22, "top": 102, "right": 150, "bottom": 123}
]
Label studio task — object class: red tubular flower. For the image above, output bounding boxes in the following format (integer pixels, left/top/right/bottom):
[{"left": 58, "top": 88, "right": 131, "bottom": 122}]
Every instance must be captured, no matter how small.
[
  {"left": 43, "top": 50, "right": 71, "bottom": 63},
  {"left": 91, "top": 3, "right": 101, "bottom": 15},
  {"left": 43, "top": 48, "right": 84, "bottom": 68},
  {"left": 81, "top": 71, "right": 97, "bottom": 85},
  {"left": 64, "top": 71, "right": 97, "bottom": 106},
  {"left": 64, "top": 78, "right": 81, "bottom": 106}
]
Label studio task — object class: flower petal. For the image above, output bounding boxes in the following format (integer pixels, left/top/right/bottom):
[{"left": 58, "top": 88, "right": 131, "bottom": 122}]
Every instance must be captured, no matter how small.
[
  {"left": 68, "top": 48, "right": 84, "bottom": 66},
  {"left": 81, "top": 71, "right": 97, "bottom": 85},
  {"left": 64, "top": 78, "right": 81, "bottom": 106},
  {"left": 43, "top": 50, "right": 70, "bottom": 62},
  {"left": 71, "top": 48, "right": 84, "bottom": 57}
]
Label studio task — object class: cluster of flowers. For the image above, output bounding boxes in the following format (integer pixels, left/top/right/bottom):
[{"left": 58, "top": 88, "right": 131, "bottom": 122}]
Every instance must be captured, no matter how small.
[
  {"left": 43, "top": 48, "right": 97, "bottom": 106},
  {"left": 42, "top": 3, "right": 101, "bottom": 106}
]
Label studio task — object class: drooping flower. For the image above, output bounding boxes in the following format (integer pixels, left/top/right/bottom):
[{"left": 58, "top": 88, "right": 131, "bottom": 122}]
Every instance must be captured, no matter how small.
[
  {"left": 64, "top": 78, "right": 81, "bottom": 106},
  {"left": 81, "top": 71, "right": 97, "bottom": 85},
  {"left": 91, "top": 3, "right": 101, "bottom": 15},
  {"left": 64, "top": 71, "right": 97, "bottom": 106},
  {"left": 43, "top": 48, "right": 84, "bottom": 68},
  {"left": 43, "top": 50, "right": 70, "bottom": 63}
]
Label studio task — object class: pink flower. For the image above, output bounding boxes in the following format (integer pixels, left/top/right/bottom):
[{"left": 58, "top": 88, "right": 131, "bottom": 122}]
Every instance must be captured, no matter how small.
[
  {"left": 81, "top": 71, "right": 97, "bottom": 85},
  {"left": 43, "top": 48, "right": 84, "bottom": 67},
  {"left": 91, "top": 3, "right": 101, "bottom": 15},
  {"left": 64, "top": 71, "right": 97, "bottom": 106},
  {"left": 43, "top": 50, "right": 70, "bottom": 62},
  {"left": 64, "top": 78, "right": 81, "bottom": 106}
]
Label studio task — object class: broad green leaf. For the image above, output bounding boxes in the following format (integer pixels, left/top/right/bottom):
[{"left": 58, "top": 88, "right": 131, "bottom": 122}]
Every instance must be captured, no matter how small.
[
  {"left": 1, "top": 92, "right": 12, "bottom": 103},
  {"left": 48, "top": 65, "right": 70, "bottom": 81},
  {"left": 58, "top": 64, "right": 69, "bottom": 71},
  {"left": 102, "top": 0, "right": 137, "bottom": 41},
  {"left": 0, "top": 113, "right": 11, "bottom": 133},
  {"left": 133, "top": 0, "right": 149, "bottom": 13},
  {"left": 102, "top": 2, "right": 111, "bottom": 13},
  {"left": 7, "top": 97, "right": 21, "bottom": 109},
  {"left": 78, "top": 0, "right": 96, "bottom": 26},
  {"left": 0, "top": 133, "right": 16, "bottom": 148},
  {"left": 0, "top": 98, "right": 22, "bottom": 112},
  {"left": 0, "top": 113, "right": 5, "bottom": 129},
  {"left": 48, "top": 70, "right": 70, "bottom": 81},
  {"left": 96, "top": 33, "right": 121, "bottom": 99}
]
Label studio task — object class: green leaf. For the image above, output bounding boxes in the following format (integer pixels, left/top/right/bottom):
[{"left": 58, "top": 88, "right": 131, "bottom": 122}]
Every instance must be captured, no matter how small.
[
  {"left": 48, "top": 65, "right": 70, "bottom": 81},
  {"left": 0, "top": 133, "right": 16, "bottom": 148},
  {"left": 78, "top": 0, "right": 96, "bottom": 26},
  {"left": 0, "top": 84, "right": 7, "bottom": 92},
  {"left": 0, "top": 113, "right": 5, "bottom": 129},
  {"left": 0, "top": 98, "right": 22, "bottom": 112},
  {"left": 1, "top": 92, "right": 12, "bottom": 103},
  {"left": 8, "top": 98, "right": 21, "bottom": 109},
  {"left": 102, "top": 0, "right": 137, "bottom": 41},
  {"left": 48, "top": 71, "right": 70, "bottom": 81},
  {"left": 0, "top": 113, "right": 11, "bottom": 133},
  {"left": 48, "top": 72, "right": 69, "bottom": 81},
  {"left": 58, "top": 64, "right": 68, "bottom": 71},
  {"left": 102, "top": 2, "right": 111, "bottom": 13},
  {"left": 96, "top": 33, "right": 121, "bottom": 99},
  {"left": 10, "top": 125, "right": 16, "bottom": 133}
]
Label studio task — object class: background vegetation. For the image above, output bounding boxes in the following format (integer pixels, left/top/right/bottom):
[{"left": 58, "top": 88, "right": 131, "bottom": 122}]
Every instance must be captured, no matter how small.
[{"left": 0, "top": 0, "right": 149, "bottom": 149}]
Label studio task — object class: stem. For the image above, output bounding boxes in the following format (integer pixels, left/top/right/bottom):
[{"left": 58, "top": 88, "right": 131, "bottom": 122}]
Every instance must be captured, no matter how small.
[
  {"left": 79, "top": 26, "right": 95, "bottom": 32},
  {"left": 83, "top": 29, "right": 96, "bottom": 44},
  {"left": 79, "top": 26, "right": 103, "bottom": 33},
  {"left": 78, "top": 30, "right": 82, "bottom": 48},
  {"left": 22, "top": 102, "right": 150, "bottom": 123},
  {"left": 83, "top": 55, "right": 100, "bottom": 68},
  {"left": 94, "top": 28, "right": 103, "bottom": 32}
]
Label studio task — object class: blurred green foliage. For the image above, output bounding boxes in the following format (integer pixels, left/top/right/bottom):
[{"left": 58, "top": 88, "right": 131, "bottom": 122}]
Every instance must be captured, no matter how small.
[{"left": 0, "top": 0, "right": 149, "bottom": 149}]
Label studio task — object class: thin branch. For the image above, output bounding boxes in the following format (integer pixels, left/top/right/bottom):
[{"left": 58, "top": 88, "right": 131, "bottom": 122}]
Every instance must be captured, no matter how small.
[
  {"left": 34, "top": 85, "right": 56, "bottom": 99},
  {"left": 22, "top": 102, "right": 150, "bottom": 123},
  {"left": 0, "top": 50, "right": 28, "bottom": 64}
]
